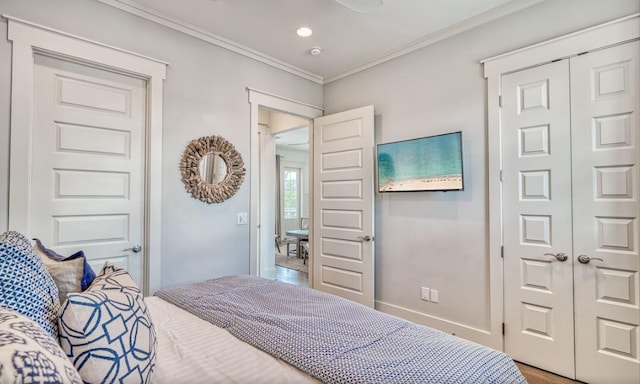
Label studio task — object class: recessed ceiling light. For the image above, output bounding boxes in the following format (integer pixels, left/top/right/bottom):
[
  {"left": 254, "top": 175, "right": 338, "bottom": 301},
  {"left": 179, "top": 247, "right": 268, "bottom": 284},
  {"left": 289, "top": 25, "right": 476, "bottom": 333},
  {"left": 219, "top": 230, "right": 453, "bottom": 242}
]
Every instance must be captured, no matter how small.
[
  {"left": 296, "top": 27, "right": 313, "bottom": 37},
  {"left": 309, "top": 47, "right": 322, "bottom": 56}
]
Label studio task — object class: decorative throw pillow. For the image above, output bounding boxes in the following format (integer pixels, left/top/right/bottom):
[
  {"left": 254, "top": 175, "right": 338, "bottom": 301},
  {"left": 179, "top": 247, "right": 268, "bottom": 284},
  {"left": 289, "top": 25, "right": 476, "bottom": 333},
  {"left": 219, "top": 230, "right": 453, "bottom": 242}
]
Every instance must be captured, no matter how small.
[
  {"left": 0, "top": 307, "right": 82, "bottom": 384},
  {"left": 59, "top": 263, "right": 156, "bottom": 384},
  {"left": 33, "top": 239, "right": 96, "bottom": 291},
  {"left": 41, "top": 256, "right": 84, "bottom": 304},
  {"left": 0, "top": 231, "right": 60, "bottom": 338}
]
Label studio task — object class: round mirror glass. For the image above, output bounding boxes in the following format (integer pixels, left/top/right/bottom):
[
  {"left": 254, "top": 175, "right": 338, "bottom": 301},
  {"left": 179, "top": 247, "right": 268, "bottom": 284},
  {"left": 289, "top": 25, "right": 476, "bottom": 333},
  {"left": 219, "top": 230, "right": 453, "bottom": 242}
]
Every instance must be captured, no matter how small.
[{"left": 198, "top": 152, "right": 228, "bottom": 185}]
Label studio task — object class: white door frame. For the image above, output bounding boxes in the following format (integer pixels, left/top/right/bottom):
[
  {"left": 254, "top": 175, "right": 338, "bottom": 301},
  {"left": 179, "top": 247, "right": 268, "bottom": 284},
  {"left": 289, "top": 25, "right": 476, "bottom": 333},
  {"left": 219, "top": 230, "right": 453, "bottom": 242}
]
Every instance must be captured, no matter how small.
[
  {"left": 482, "top": 14, "right": 639, "bottom": 350},
  {"left": 5, "top": 16, "right": 167, "bottom": 294},
  {"left": 248, "top": 88, "right": 323, "bottom": 286}
]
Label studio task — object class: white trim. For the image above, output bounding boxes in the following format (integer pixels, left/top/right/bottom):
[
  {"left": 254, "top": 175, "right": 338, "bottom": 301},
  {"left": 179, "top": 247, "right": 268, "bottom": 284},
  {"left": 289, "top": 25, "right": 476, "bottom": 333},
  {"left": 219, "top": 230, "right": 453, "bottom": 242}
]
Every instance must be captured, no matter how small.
[
  {"left": 5, "top": 16, "right": 167, "bottom": 295},
  {"left": 482, "top": 13, "right": 640, "bottom": 77},
  {"left": 96, "top": 0, "right": 323, "bottom": 85},
  {"left": 246, "top": 87, "right": 324, "bottom": 111},
  {"left": 486, "top": 73, "right": 504, "bottom": 351},
  {"left": 247, "top": 89, "right": 322, "bottom": 284},
  {"left": 376, "top": 301, "right": 499, "bottom": 349},
  {"left": 324, "top": 0, "right": 544, "bottom": 84},
  {"left": 2, "top": 15, "right": 169, "bottom": 66},
  {"left": 483, "top": 13, "right": 640, "bottom": 352}
]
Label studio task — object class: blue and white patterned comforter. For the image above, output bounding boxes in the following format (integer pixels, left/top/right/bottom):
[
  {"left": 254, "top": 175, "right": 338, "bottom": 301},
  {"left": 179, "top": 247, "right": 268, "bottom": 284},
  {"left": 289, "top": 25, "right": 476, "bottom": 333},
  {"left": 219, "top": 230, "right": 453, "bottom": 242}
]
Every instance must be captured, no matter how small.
[{"left": 156, "top": 275, "right": 526, "bottom": 384}]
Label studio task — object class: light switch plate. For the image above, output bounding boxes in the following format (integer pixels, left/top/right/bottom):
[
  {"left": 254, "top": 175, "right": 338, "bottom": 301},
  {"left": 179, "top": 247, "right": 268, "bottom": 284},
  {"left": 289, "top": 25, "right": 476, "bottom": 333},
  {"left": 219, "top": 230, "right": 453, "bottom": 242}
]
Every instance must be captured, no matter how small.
[{"left": 237, "top": 212, "right": 248, "bottom": 225}]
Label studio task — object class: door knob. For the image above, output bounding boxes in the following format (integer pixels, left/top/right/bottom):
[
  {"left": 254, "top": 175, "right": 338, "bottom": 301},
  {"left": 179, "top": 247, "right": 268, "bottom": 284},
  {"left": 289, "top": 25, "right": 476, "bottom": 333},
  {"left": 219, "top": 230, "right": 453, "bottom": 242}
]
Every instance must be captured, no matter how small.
[
  {"left": 544, "top": 252, "right": 568, "bottom": 262},
  {"left": 577, "top": 254, "right": 603, "bottom": 264},
  {"left": 123, "top": 245, "right": 142, "bottom": 253},
  {"left": 357, "top": 235, "right": 373, "bottom": 242}
]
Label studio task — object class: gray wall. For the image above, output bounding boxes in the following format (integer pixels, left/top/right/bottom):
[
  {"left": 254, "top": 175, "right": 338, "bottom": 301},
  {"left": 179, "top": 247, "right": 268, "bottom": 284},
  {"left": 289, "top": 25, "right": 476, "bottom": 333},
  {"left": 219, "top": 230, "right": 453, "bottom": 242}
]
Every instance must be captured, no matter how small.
[
  {"left": 323, "top": 0, "right": 640, "bottom": 331},
  {"left": 0, "top": 0, "right": 322, "bottom": 288}
]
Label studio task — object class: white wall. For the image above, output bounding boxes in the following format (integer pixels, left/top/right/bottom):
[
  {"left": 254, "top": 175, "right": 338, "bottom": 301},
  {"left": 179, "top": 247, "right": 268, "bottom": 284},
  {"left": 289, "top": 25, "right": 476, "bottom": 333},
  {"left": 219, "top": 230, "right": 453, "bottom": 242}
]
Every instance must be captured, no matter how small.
[
  {"left": 323, "top": 0, "right": 640, "bottom": 336},
  {"left": 0, "top": 0, "right": 322, "bottom": 288}
]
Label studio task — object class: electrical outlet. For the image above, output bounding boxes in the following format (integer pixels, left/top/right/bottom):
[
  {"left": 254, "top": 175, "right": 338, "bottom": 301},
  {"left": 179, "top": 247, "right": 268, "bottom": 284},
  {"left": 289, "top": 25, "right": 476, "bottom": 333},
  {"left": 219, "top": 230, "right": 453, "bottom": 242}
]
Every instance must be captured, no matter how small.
[
  {"left": 237, "top": 212, "right": 248, "bottom": 225},
  {"left": 420, "top": 287, "right": 430, "bottom": 301},
  {"left": 430, "top": 289, "right": 439, "bottom": 303}
]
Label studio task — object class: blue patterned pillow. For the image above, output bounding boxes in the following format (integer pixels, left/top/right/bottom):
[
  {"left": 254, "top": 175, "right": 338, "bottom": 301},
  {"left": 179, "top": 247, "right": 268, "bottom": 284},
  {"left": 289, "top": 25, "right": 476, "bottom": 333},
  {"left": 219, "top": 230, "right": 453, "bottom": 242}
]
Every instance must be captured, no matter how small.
[
  {"left": 59, "top": 263, "right": 156, "bottom": 383},
  {"left": 0, "top": 231, "right": 60, "bottom": 338},
  {"left": 33, "top": 238, "right": 97, "bottom": 291},
  {"left": 0, "top": 307, "right": 82, "bottom": 384}
]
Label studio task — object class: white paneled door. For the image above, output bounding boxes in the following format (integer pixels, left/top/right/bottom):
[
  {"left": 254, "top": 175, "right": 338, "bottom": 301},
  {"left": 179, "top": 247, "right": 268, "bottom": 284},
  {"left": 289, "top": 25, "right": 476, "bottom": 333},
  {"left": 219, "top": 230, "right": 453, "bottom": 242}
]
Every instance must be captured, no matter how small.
[
  {"left": 502, "top": 59, "right": 575, "bottom": 378},
  {"left": 502, "top": 41, "right": 639, "bottom": 383},
  {"left": 30, "top": 54, "right": 146, "bottom": 286},
  {"left": 570, "top": 41, "right": 639, "bottom": 384},
  {"left": 313, "top": 106, "right": 375, "bottom": 307}
]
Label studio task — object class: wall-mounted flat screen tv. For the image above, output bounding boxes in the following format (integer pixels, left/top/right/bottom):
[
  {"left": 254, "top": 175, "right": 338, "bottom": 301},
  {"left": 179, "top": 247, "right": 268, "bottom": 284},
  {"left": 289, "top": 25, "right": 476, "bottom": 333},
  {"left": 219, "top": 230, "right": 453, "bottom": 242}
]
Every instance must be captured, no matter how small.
[{"left": 377, "top": 131, "right": 463, "bottom": 192}]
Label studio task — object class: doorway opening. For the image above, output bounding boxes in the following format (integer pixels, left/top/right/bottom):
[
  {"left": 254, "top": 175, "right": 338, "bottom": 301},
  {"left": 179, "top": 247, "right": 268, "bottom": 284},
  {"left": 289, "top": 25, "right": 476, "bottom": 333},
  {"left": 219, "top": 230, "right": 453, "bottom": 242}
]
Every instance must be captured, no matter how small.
[
  {"left": 247, "top": 88, "right": 323, "bottom": 290},
  {"left": 259, "top": 107, "right": 311, "bottom": 286}
]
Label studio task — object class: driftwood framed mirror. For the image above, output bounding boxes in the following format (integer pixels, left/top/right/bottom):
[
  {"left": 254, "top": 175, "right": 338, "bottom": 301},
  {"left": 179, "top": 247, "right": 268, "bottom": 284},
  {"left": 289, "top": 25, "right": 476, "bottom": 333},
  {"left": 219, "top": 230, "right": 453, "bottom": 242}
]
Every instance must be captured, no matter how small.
[{"left": 179, "top": 135, "right": 246, "bottom": 203}]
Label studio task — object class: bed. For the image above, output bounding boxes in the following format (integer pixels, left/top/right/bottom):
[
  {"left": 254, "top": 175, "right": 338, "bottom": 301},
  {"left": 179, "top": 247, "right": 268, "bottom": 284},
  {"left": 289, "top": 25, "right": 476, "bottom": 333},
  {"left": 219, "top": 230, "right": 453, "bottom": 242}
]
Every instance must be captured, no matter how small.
[
  {"left": 0, "top": 230, "right": 525, "bottom": 384},
  {"left": 150, "top": 275, "right": 526, "bottom": 384}
]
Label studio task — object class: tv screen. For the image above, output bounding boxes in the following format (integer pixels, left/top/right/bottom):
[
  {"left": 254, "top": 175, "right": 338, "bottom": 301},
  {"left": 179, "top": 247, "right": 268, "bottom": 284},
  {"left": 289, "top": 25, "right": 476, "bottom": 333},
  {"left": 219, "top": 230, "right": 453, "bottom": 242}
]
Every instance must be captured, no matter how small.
[{"left": 377, "top": 131, "right": 463, "bottom": 192}]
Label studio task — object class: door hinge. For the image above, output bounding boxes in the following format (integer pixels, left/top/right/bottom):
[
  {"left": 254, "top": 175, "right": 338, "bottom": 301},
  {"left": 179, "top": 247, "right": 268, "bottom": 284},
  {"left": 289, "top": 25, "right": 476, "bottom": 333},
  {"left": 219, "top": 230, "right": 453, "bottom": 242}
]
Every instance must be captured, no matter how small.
[
  {"left": 501, "top": 246, "right": 504, "bottom": 258},
  {"left": 499, "top": 170, "right": 503, "bottom": 182},
  {"left": 502, "top": 322, "right": 505, "bottom": 335},
  {"left": 498, "top": 95, "right": 502, "bottom": 107}
]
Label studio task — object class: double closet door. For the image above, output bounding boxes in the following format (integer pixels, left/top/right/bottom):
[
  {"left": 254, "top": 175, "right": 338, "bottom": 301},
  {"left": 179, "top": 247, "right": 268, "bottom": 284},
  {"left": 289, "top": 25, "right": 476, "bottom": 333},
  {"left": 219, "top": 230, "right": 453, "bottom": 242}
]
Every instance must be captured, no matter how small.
[{"left": 502, "top": 41, "right": 639, "bottom": 383}]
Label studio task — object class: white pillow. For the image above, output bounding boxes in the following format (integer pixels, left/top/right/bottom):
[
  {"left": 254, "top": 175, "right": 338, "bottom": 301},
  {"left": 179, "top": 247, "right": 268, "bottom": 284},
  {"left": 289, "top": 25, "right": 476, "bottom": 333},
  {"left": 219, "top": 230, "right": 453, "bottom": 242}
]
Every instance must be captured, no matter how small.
[
  {"left": 0, "top": 307, "right": 82, "bottom": 383},
  {"left": 58, "top": 263, "right": 157, "bottom": 383},
  {"left": 42, "top": 256, "right": 84, "bottom": 303}
]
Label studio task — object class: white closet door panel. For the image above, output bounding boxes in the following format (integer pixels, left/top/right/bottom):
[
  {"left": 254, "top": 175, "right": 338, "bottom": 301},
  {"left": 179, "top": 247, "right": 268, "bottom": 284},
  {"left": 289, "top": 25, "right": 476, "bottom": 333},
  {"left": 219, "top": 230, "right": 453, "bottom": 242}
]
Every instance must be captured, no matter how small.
[
  {"left": 30, "top": 54, "right": 146, "bottom": 286},
  {"left": 502, "top": 60, "right": 575, "bottom": 378},
  {"left": 571, "top": 41, "right": 640, "bottom": 384}
]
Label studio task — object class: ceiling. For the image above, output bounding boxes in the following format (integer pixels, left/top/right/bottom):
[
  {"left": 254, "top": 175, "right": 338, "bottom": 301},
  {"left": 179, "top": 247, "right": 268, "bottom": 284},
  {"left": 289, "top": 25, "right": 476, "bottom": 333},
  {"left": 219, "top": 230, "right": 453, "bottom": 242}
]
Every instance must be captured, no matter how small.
[
  {"left": 275, "top": 127, "right": 309, "bottom": 151},
  {"left": 106, "top": 0, "right": 540, "bottom": 82}
]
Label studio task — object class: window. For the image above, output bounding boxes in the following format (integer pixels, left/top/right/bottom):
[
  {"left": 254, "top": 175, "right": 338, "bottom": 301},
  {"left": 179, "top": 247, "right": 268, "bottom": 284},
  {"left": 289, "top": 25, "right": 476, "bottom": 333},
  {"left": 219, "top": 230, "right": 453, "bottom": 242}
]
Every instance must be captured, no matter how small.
[{"left": 283, "top": 167, "right": 300, "bottom": 220}]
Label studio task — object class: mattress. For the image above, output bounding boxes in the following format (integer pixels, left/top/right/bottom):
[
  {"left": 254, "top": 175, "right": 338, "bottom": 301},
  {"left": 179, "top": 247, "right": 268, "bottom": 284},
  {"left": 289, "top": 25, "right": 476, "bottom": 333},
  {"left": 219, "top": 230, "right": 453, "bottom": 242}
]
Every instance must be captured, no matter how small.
[{"left": 145, "top": 296, "right": 319, "bottom": 384}]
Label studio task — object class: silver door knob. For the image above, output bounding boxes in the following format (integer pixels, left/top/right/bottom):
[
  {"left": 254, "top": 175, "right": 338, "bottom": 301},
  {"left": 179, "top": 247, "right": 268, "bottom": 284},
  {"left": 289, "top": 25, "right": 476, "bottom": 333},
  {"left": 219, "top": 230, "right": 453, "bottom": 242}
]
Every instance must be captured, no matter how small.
[
  {"left": 357, "top": 235, "right": 373, "bottom": 242},
  {"left": 544, "top": 252, "right": 568, "bottom": 262},
  {"left": 577, "top": 254, "right": 603, "bottom": 264},
  {"left": 123, "top": 245, "right": 142, "bottom": 253}
]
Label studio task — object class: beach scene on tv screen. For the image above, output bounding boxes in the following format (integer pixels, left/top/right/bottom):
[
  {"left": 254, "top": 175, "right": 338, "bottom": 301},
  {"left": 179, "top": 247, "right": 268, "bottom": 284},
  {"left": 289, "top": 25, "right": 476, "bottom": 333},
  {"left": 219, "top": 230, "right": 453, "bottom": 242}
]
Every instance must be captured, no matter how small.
[{"left": 377, "top": 132, "right": 463, "bottom": 192}]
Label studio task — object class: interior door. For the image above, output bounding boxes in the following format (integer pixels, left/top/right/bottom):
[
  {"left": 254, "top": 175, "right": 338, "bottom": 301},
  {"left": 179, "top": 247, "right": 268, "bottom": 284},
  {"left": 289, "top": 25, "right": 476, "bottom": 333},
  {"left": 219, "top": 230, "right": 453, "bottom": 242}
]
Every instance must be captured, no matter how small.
[
  {"left": 30, "top": 54, "right": 146, "bottom": 286},
  {"left": 570, "top": 41, "right": 640, "bottom": 384},
  {"left": 502, "top": 60, "right": 576, "bottom": 378},
  {"left": 312, "top": 105, "right": 375, "bottom": 307}
]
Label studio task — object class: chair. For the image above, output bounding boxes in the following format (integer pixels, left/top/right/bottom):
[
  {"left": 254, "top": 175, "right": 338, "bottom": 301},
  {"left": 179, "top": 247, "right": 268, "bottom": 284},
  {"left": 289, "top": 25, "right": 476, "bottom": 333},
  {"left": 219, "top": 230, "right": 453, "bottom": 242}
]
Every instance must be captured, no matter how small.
[
  {"left": 285, "top": 217, "right": 309, "bottom": 257},
  {"left": 301, "top": 242, "right": 309, "bottom": 265},
  {"left": 286, "top": 237, "right": 297, "bottom": 256}
]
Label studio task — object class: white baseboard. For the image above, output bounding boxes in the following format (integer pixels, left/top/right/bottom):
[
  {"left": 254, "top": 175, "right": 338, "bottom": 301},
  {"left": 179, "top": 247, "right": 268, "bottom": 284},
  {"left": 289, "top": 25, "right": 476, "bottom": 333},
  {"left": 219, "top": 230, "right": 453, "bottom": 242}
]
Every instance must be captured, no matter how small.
[{"left": 375, "top": 301, "right": 502, "bottom": 350}]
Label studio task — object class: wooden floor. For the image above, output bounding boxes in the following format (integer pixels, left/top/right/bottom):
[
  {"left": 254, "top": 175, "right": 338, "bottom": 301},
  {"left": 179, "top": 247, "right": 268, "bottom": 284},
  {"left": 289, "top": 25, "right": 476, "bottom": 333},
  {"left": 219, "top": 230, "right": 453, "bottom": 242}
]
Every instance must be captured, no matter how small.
[
  {"left": 275, "top": 266, "right": 577, "bottom": 384},
  {"left": 275, "top": 265, "right": 308, "bottom": 287},
  {"left": 516, "top": 363, "right": 582, "bottom": 384}
]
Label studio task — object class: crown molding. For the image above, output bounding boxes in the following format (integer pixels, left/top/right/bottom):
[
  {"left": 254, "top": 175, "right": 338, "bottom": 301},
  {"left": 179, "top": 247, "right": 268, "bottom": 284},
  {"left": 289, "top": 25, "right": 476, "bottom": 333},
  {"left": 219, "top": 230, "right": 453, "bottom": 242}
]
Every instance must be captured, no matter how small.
[
  {"left": 95, "top": 0, "right": 324, "bottom": 84},
  {"left": 323, "top": 0, "right": 545, "bottom": 83},
  {"left": 97, "top": 0, "right": 544, "bottom": 85}
]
